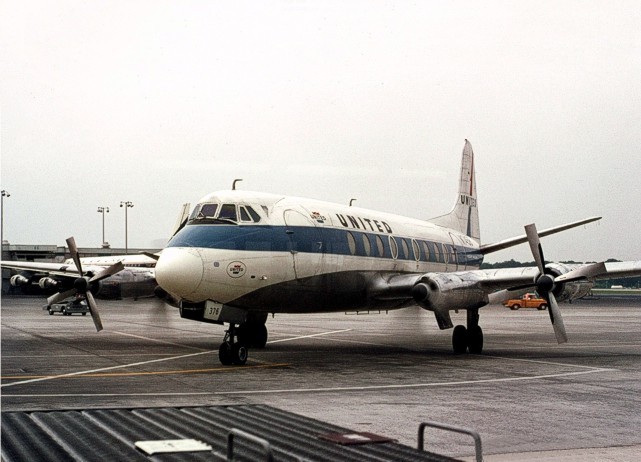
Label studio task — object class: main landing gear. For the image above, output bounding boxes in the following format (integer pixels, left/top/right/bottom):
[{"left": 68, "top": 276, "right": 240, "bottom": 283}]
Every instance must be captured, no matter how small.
[{"left": 452, "top": 308, "right": 483, "bottom": 354}]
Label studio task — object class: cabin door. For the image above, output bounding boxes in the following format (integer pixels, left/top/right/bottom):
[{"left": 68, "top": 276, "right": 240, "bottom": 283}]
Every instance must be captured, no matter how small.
[
  {"left": 449, "top": 232, "right": 467, "bottom": 271},
  {"left": 283, "top": 209, "right": 323, "bottom": 280}
]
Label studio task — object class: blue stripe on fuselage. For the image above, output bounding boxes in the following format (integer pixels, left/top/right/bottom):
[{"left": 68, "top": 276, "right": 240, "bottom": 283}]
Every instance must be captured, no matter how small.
[{"left": 168, "top": 224, "right": 484, "bottom": 267}]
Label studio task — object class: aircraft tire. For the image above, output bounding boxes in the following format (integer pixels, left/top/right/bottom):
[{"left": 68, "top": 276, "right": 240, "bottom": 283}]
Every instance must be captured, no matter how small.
[
  {"left": 219, "top": 342, "right": 234, "bottom": 366},
  {"left": 452, "top": 325, "right": 468, "bottom": 354},
  {"left": 232, "top": 343, "right": 248, "bottom": 366},
  {"left": 467, "top": 325, "right": 483, "bottom": 354}
]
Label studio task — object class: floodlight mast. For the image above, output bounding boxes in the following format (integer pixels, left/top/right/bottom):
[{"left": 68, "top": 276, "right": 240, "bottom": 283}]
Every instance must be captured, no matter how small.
[{"left": 120, "top": 201, "right": 134, "bottom": 254}]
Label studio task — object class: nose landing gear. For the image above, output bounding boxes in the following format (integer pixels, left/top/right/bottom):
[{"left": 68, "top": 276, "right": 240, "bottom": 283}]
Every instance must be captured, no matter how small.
[{"left": 219, "top": 324, "right": 248, "bottom": 366}]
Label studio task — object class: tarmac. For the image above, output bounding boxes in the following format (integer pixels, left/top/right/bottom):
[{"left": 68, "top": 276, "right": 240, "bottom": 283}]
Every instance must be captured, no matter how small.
[{"left": 2, "top": 294, "right": 640, "bottom": 461}]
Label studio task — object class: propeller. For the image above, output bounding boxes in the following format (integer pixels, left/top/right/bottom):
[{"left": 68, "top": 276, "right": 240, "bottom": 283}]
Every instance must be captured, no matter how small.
[
  {"left": 523, "top": 224, "right": 607, "bottom": 344},
  {"left": 46, "top": 237, "right": 124, "bottom": 332}
]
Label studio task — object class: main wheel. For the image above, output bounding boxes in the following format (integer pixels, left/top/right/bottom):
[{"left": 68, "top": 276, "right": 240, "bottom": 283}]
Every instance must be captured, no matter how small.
[
  {"left": 467, "top": 325, "right": 483, "bottom": 354},
  {"left": 232, "top": 343, "right": 248, "bottom": 365},
  {"left": 219, "top": 342, "right": 234, "bottom": 366},
  {"left": 452, "top": 325, "right": 468, "bottom": 354}
]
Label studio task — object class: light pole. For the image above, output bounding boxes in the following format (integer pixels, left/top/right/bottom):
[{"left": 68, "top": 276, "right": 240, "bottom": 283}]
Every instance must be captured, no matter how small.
[
  {"left": 120, "top": 201, "right": 134, "bottom": 254},
  {"left": 97, "top": 206, "right": 109, "bottom": 247},
  {"left": 1, "top": 190, "right": 10, "bottom": 257}
]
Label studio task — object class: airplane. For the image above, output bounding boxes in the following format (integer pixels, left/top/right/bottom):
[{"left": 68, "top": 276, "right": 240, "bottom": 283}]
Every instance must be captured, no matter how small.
[
  {"left": 150, "top": 140, "right": 641, "bottom": 366},
  {"left": 2, "top": 248, "right": 158, "bottom": 304}
]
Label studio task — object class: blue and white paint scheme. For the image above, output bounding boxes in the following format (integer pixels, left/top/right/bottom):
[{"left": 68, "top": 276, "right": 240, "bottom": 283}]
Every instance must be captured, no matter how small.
[{"left": 154, "top": 140, "right": 641, "bottom": 365}]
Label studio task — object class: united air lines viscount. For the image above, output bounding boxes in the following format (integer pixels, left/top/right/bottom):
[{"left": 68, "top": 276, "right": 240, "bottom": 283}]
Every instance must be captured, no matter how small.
[{"left": 153, "top": 140, "right": 641, "bottom": 365}]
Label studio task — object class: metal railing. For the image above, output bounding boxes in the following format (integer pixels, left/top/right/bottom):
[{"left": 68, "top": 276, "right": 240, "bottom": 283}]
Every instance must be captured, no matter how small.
[
  {"left": 227, "top": 428, "right": 274, "bottom": 462},
  {"left": 417, "top": 421, "right": 483, "bottom": 462}
]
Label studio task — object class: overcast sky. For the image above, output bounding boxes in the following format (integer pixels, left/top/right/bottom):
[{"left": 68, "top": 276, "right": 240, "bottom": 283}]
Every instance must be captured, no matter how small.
[{"left": 1, "top": 1, "right": 640, "bottom": 263}]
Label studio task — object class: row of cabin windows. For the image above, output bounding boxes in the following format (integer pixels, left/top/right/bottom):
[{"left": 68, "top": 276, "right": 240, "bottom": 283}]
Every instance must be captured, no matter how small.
[
  {"left": 189, "top": 203, "right": 261, "bottom": 223},
  {"left": 346, "top": 230, "right": 457, "bottom": 263}
]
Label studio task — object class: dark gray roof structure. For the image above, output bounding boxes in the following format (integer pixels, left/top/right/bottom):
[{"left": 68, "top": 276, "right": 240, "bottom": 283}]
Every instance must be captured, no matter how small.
[{"left": 2, "top": 404, "right": 461, "bottom": 461}]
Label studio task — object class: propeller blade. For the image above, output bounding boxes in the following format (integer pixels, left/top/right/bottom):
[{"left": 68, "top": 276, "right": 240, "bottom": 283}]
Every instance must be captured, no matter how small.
[
  {"left": 47, "top": 288, "right": 76, "bottom": 306},
  {"left": 555, "top": 262, "right": 607, "bottom": 283},
  {"left": 89, "top": 261, "right": 125, "bottom": 283},
  {"left": 66, "top": 237, "right": 83, "bottom": 275},
  {"left": 524, "top": 224, "right": 546, "bottom": 274},
  {"left": 524, "top": 223, "right": 570, "bottom": 343},
  {"left": 85, "top": 291, "right": 103, "bottom": 332},
  {"left": 546, "top": 292, "right": 568, "bottom": 344}
]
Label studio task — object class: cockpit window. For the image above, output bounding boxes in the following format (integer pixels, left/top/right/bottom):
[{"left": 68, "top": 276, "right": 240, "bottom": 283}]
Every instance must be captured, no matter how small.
[
  {"left": 198, "top": 203, "right": 219, "bottom": 218},
  {"left": 246, "top": 206, "right": 261, "bottom": 222},
  {"left": 188, "top": 202, "right": 262, "bottom": 225},
  {"left": 239, "top": 206, "right": 251, "bottom": 222},
  {"left": 218, "top": 204, "right": 237, "bottom": 221}
]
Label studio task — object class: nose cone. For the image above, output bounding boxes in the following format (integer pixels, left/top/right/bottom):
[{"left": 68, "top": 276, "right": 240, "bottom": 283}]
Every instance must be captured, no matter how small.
[{"left": 155, "top": 247, "right": 204, "bottom": 300}]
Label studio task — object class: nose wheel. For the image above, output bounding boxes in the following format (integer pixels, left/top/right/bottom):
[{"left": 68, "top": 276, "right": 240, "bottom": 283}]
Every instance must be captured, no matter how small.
[{"left": 218, "top": 324, "right": 248, "bottom": 366}]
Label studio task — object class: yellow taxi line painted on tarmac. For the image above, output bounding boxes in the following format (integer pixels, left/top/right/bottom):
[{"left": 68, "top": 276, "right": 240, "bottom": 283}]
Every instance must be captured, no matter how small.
[
  {"left": 0, "top": 328, "right": 352, "bottom": 388},
  {"left": 1, "top": 328, "right": 352, "bottom": 388}
]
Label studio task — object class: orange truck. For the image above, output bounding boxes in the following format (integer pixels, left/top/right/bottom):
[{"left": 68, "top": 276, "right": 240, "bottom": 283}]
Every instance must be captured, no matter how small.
[{"left": 503, "top": 293, "right": 548, "bottom": 310}]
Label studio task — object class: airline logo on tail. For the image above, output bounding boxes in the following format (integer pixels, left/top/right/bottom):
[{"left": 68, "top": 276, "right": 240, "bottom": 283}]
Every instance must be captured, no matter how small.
[{"left": 459, "top": 194, "right": 477, "bottom": 208}]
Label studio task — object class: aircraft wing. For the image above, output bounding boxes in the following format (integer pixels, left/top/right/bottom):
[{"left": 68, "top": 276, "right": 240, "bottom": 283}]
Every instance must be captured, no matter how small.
[
  {"left": 1, "top": 260, "right": 83, "bottom": 278},
  {"left": 601, "top": 260, "right": 641, "bottom": 279},
  {"left": 479, "top": 216, "right": 602, "bottom": 254},
  {"left": 372, "top": 260, "right": 641, "bottom": 310}
]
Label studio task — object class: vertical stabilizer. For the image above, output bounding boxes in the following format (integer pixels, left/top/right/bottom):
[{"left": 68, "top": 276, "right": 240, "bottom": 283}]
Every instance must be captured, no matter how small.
[{"left": 430, "top": 140, "right": 480, "bottom": 242}]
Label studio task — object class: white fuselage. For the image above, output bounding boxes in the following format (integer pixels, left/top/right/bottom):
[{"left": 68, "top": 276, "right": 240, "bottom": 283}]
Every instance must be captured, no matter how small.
[{"left": 155, "top": 191, "right": 482, "bottom": 314}]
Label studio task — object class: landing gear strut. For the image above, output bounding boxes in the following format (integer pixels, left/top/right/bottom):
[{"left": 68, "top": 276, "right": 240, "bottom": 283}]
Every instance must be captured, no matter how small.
[
  {"left": 219, "top": 324, "right": 248, "bottom": 366},
  {"left": 452, "top": 308, "right": 484, "bottom": 354}
]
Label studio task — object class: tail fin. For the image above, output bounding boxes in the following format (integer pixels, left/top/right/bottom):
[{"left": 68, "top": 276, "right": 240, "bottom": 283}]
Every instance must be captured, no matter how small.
[{"left": 430, "top": 140, "right": 480, "bottom": 242}]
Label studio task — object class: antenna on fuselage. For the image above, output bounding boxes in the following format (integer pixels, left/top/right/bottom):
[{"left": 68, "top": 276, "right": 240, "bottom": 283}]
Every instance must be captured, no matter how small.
[
  {"left": 232, "top": 179, "right": 243, "bottom": 190},
  {"left": 349, "top": 198, "right": 357, "bottom": 206}
]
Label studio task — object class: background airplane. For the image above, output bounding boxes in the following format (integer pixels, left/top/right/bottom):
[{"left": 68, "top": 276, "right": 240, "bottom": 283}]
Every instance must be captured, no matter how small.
[
  {"left": 2, "top": 247, "right": 158, "bottom": 310},
  {"left": 0, "top": 203, "right": 190, "bottom": 320},
  {"left": 151, "top": 140, "right": 641, "bottom": 365}
]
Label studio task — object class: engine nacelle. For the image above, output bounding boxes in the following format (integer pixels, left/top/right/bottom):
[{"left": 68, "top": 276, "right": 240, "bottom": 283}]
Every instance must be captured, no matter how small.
[
  {"left": 10, "top": 274, "right": 30, "bottom": 287},
  {"left": 412, "top": 273, "right": 489, "bottom": 312},
  {"left": 38, "top": 277, "right": 59, "bottom": 290},
  {"left": 545, "top": 263, "right": 595, "bottom": 302}
]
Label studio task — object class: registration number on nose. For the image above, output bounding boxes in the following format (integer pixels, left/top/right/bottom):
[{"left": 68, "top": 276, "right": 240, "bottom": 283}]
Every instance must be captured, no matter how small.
[{"left": 204, "top": 301, "right": 224, "bottom": 321}]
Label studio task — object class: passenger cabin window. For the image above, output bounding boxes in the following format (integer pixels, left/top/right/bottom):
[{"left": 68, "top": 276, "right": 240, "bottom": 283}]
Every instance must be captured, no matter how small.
[
  {"left": 389, "top": 236, "right": 399, "bottom": 259},
  {"left": 433, "top": 242, "right": 441, "bottom": 263},
  {"left": 412, "top": 239, "right": 420, "bottom": 261},
  {"left": 347, "top": 232, "right": 357, "bottom": 255},
  {"left": 401, "top": 239, "right": 409, "bottom": 259},
  {"left": 362, "top": 234, "right": 371, "bottom": 256},
  {"left": 375, "top": 235, "right": 385, "bottom": 257},
  {"left": 422, "top": 241, "right": 431, "bottom": 262}
]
